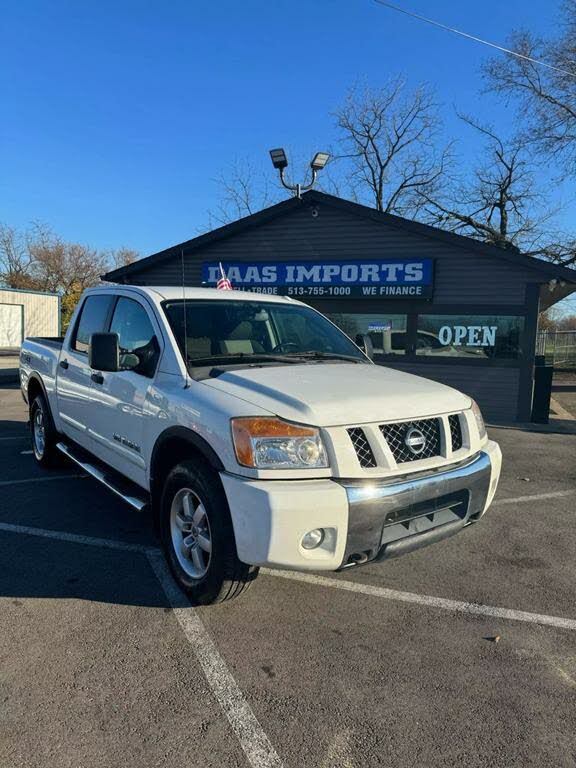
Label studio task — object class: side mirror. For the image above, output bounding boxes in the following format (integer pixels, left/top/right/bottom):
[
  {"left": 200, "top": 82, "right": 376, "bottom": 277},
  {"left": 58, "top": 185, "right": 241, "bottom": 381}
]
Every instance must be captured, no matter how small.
[
  {"left": 356, "top": 333, "right": 374, "bottom": 360},
  {"left": 89, "top": 333, "right": 119, "bottom": 372}
]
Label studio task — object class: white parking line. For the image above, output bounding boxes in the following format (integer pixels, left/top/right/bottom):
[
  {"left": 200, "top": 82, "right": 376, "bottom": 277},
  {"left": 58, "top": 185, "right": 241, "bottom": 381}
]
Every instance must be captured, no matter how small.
[
  {"left": 0, "top": 435, "right": 28, "bottom": 441},
  {"left": 2, "top": 521, "right": 576, "bottom": 634},
  {"left": 0, "top": 474, "right": 86, "bottom": 487},
  {"left": 148, "top": 552, "right": 283, "bottom": 768},
  {"left": 262, "top": 570, "right": 576, "bottom": 632},
  {"left": 493, "top": 489, "right": 575, "bottom": 505},
  {"left": 0, "top": 521, "right": 156, "bottom": 553},
  {"left": 0, "top": 521, "right": 283, "bottom": 768}
]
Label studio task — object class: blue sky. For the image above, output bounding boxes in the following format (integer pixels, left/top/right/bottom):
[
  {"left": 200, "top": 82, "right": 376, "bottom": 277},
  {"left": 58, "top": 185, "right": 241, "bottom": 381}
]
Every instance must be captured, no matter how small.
[{"left": 1, "top": 0, "right": 572, "bottom": 270}]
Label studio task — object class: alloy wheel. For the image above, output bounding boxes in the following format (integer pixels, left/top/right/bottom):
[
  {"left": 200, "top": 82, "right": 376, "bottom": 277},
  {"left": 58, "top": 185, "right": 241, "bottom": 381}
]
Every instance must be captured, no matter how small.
[
  {"left": 170, "top": 487, "right": 213, "bottom": 579},
  {"left": 33, "top": 407, "right": 45, "bottom": 459}
]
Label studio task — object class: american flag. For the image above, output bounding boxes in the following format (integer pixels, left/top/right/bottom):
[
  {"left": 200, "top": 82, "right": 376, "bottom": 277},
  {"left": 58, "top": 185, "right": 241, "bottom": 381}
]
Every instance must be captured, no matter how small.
[{"left": 216, "top": 262, "right": 233, "bottom": 291}]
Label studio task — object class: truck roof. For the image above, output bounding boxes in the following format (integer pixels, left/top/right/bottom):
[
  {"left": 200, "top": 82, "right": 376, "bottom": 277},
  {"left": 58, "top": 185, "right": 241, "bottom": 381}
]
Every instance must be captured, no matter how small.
[{"left": 91, "top": 284, "right": 299, "bottom": 304}]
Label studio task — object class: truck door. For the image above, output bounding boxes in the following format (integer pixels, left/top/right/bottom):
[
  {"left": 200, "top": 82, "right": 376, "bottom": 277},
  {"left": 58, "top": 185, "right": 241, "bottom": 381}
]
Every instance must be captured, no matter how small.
[
  {"left": 87, "top": 295, "right": 161, "bottom": 487},
  {"left": 57, "top": 293, "right": 115, "bottom": 450}
]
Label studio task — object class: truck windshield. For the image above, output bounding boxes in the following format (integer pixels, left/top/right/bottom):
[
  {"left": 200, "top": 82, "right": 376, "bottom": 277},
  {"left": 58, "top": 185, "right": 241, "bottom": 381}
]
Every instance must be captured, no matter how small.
[{"left": 162, "top": 299, "right": 367, "bottom": 365}]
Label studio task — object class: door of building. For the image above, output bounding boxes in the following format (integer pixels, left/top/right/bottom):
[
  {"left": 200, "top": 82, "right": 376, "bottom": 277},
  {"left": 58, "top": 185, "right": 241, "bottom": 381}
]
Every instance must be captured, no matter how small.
[{"left": 0, "top": 304, "right": 23, "bottom": 348}]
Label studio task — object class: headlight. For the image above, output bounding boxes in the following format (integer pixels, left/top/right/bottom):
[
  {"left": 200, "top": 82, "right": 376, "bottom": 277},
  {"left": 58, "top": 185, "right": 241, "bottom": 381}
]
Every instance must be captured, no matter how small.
[
  {"left": 231, "top": 417, "right": 329, "bottom": 469},
  {"left": 470, "top": 399, "right": 487, "bottom": 440}
]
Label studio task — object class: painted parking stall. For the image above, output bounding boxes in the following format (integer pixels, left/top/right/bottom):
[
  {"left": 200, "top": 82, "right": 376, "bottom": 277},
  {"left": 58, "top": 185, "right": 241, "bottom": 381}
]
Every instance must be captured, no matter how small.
[{"left": 2, "top": 385, "right": 576, "bottom": 767}]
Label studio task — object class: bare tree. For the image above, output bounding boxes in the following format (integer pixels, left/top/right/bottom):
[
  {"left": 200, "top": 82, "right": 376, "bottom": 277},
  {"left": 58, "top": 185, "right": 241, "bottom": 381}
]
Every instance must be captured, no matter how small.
[
  {"left": 207, "top": 158, "right": 279, "bottom": 228},
  {"left": 204, "top": 81, "right": 450, "bottom": 224},
  {"left": 26, "top": 226, "right": 110, "bottom": 328},
  {"left": 28, "top": 226, "right": 109, "bottom": 295},
  {"left": 483, "top": 1, "right": 576, "bottom": 176},
  {"left": 0, "top": 224, "right": 36, "bottom": 288},
  {"left": 539, "top": 306, "right": 576, "bottom": 329},
  {"left": 110, "top": 247, "right": 138, "bottom": 269},
  {"left": 0, "top": 223, "right": 140, "bottom": 329},
  {"left": 333, "top": 79, "right": 451, "bottom": 216},
  {"left": 420, "top": 116, "right": 576, "bottom": 265}
]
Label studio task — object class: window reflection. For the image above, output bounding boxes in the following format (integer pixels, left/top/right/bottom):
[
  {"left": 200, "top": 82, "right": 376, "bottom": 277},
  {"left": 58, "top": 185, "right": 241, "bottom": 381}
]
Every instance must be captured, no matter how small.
[{"left": 326, "top": 314, "right": 408, "bottom": 355}]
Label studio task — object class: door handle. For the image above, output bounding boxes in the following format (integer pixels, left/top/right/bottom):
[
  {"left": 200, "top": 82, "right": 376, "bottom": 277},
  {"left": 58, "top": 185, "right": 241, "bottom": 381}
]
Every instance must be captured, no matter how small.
[
  {"left": 59, "top": 359, "right": 69, "bottom": 370},
  {"left": 91, "top": 372, "right": 104, "bottom": 385}
]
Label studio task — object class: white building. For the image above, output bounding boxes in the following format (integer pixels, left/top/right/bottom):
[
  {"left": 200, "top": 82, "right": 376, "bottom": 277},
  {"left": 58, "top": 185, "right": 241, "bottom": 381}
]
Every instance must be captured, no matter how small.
[{"left": 0, "top": 288, "right": 60, "bottom": 350}]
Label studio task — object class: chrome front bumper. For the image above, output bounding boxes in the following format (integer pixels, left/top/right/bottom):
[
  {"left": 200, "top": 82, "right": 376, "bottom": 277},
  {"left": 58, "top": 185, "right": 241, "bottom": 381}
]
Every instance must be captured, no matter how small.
[
  {"left": 338, "top": 449, "right": 498, "bottom": 569},
  {"left": 221, "top": 441, "right": 501, "bottom": 572}
]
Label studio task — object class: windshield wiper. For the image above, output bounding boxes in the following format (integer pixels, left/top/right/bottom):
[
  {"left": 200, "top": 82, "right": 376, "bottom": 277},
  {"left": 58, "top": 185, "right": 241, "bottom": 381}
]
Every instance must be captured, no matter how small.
[
  {"left": 187, "top": 353, "right": 303, "bottom": 366},
  {"left": 286, "top": 351, "right": 367, "bottom": 363}
]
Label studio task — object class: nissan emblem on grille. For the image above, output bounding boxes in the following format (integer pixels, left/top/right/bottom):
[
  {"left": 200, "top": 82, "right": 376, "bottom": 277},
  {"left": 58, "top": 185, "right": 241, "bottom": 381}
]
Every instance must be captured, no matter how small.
[
  {"left": 404, "top": 427, "right": 426, "bottom": 454},
  {"left": 380, "top": 418, "right": 441, "bottom": 463}
]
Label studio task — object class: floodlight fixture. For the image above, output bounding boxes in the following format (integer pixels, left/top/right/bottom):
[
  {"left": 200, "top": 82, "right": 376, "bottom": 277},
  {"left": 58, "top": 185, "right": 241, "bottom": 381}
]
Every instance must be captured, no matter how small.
[
  {"left": 269, "top": 147, "right": 330, "bottom": 198},
  {"left": 269, "top": 148, "right": 288, "bottom": 170},
  {"left": 310, "top": 152, "right": 330, "bottom": 171}
]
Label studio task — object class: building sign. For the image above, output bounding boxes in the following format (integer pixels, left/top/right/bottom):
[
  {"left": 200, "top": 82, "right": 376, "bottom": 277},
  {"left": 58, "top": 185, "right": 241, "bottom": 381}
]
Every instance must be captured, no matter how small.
[{"left": 201, "top": 259, "right": 434, "bottom": 299}]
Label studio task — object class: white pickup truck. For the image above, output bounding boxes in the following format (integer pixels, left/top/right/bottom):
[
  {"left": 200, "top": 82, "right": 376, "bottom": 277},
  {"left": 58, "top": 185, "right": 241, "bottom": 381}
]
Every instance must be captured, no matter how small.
[{"left": 20, "top": 285, "right": 502, "bottom": 603}]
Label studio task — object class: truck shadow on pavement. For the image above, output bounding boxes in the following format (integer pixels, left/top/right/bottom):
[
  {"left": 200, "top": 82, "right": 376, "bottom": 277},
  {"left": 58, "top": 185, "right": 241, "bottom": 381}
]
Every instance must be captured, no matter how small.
[
  {"left": 0, "top": 532, "right": 169, "bottom": 608},
  {"left": 0, "top": 418, "right": 30, "bottom": 438},
  {"left": 0, "top": 412, "right": 169, "bottom": 608}
]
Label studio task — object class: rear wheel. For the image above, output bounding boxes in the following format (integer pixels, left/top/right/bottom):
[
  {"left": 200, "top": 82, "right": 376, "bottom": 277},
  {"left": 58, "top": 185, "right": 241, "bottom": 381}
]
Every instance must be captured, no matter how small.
[
  {"left": 160, "top": 459, "right": 258, "bottom": 604},
  {"left": 30, "top": 394, "right": 61, "bottom": 468}
]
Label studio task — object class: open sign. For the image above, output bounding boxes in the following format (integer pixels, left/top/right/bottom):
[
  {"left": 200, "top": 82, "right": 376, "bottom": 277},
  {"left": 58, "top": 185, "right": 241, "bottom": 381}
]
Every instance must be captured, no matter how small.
[{"left": 438, "top": 325, "right": 497, "bottom": 347}]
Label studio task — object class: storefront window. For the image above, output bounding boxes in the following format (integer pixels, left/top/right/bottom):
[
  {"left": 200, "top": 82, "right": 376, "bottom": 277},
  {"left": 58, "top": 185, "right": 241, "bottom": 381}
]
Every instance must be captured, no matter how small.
[
  {"left": 326, "top": 314, "right": 408, "bottom": 355},
  {"left": 416, "top": 315, "right": 524, "bottom": 359}
]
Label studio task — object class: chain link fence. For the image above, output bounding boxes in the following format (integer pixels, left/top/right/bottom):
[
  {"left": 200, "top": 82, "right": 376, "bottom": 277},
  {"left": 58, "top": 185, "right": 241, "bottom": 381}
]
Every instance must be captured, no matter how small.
[{"left": 536, "top": 330, "right": 576, "bottom": 369}]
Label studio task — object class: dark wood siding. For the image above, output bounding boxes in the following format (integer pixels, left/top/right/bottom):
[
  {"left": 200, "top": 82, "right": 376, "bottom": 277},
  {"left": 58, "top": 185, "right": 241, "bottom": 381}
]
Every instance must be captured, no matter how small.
[
  {"left": 379, "top": 362, "right": 520, "bottom": 422},
  {"left": 130, "top": 203, "right": 538, "bottom": 306},
  {"left": 128, "top": 199, "right": 545, "bottom": 422}
]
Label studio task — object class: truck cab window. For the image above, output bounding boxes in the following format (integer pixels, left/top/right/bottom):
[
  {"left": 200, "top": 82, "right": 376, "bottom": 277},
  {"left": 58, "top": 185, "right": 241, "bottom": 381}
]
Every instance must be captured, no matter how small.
[
  {"left": 162, "top": 299, "right": 367, "bottom": 364},
  {"left": 109, "top": 297, "right": 160, "bottom": 377},
  {"left": 72, "top": 295, "right": 115, "bottom": 353}
]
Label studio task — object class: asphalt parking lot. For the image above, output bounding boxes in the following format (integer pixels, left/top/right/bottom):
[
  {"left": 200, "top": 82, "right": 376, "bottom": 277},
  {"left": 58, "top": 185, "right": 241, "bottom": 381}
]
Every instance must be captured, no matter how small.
[{"left": 1, "top": 382, "right": 575, "bottom": 768}]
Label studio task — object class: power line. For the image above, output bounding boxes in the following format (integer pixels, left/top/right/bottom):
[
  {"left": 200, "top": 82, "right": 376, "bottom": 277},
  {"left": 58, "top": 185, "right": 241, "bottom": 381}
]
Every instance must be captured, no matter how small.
[{"left": 373, "top": 0, "right": 576, "bottom": 79}]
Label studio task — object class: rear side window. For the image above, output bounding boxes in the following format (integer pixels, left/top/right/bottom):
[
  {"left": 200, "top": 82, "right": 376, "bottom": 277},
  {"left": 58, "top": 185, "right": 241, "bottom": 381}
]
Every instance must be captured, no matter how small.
[
  {"left": 109, "top": 297, "right": 160, "bottom": 377},
  {"left": 72, "top": 295, "right": 115, "bottom": 353}
]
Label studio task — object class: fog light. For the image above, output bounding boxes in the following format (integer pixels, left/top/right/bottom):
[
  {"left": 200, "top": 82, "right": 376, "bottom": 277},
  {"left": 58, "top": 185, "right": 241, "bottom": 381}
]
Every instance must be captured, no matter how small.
[{"left": 301, "top": 528, "right": 325, "bottom": 550}]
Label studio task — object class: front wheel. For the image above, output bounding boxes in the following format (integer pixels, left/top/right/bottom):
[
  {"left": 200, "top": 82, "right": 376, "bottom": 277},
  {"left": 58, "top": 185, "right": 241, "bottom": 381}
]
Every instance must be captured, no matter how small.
[{"left": 160, "top": 459, "right": 258, "bottom": 604}]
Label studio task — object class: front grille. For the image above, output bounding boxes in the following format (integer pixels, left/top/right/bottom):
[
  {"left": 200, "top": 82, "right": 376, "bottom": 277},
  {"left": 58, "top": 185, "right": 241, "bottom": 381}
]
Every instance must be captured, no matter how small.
[
  {"left": 347, "top": 428, "right": 376, "bottom": 468},
  {"left": 448, "top": 414, "right": 463, "bottom": 451},
  {"left": 380, "top": 418, "right": 441, "bottom": 464}
]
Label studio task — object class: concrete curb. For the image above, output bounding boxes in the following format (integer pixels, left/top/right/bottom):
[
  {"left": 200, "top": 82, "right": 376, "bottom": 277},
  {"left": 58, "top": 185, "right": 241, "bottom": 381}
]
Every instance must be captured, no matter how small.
[{"left": 488, "top": 420, "right": 576, "bottom": 436}]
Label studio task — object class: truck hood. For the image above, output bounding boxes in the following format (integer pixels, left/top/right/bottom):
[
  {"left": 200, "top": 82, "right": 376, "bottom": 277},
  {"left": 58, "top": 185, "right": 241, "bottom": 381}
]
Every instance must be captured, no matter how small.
[{"left": 201, "top": 363, "right": 472, "bottom": 427}]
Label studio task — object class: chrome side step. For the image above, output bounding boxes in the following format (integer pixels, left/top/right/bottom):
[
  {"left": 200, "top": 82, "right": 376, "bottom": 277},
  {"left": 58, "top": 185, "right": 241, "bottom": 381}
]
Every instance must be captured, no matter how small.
[{"left": 56, "top": 441, "right": 149, "bottom": 512}]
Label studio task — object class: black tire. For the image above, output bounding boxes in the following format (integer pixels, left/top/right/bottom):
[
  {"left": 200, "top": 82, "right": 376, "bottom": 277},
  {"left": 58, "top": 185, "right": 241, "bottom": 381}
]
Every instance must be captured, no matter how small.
[
  {"left": 160, "top": 459, "right": 258, "bottom": 604},
  {"left": 30, "top": 394, "right": 61, "bottom": 468}
]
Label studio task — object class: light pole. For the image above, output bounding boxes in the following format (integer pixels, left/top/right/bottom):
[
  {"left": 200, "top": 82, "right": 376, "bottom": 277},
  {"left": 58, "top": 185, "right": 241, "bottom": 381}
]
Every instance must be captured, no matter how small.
[{"left": 269, "top": 148, "right": 330, "bottom": 198}]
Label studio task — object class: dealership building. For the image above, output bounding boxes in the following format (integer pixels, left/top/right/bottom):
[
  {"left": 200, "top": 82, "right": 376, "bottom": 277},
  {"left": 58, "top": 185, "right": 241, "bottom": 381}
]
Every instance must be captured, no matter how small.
[{"left": 104, "top": 191, "right": 576, "bottom": 423}]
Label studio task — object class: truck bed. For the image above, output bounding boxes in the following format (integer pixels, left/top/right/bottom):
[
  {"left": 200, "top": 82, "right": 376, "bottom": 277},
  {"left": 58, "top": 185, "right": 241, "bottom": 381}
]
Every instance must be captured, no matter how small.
[
  {"left": 27, "top": 336, "right": 65, "bottom": 349},
  {"left": 20, "top": 336, "right": 65, "bottom": 409}
]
